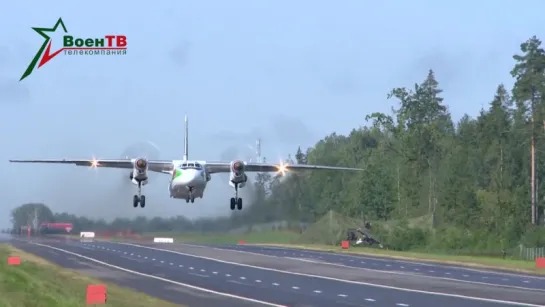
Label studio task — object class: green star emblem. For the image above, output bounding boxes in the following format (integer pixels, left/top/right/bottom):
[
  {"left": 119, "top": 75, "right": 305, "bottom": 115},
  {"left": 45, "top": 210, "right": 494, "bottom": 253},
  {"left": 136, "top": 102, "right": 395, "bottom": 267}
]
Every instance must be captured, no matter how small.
[{"left": 20, "top": 18, "right": 67, "bottom": 81}]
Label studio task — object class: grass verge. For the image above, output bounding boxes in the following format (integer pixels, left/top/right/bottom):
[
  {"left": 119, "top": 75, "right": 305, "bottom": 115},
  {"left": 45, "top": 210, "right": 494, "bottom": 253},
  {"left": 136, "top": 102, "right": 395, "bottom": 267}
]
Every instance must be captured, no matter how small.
[
  {"left": 0, "top": 243, "right": 183, "bottom": 307},
  {"left": 255, "top": 243, "right": 545, "bottom": 275}
]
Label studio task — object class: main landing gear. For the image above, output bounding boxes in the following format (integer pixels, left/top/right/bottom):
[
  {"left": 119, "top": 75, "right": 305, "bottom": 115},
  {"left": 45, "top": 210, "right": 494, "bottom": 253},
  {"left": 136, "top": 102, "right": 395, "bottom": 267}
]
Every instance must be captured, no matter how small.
[
  {"left": 230, "top": 183, "right": 243, "bottom": 210},
  {"left": 185, "top": 187, "right": 195, "bottom": 203},
  {"left": 133, "top": 181, "right": 146, "bottom": 208}
]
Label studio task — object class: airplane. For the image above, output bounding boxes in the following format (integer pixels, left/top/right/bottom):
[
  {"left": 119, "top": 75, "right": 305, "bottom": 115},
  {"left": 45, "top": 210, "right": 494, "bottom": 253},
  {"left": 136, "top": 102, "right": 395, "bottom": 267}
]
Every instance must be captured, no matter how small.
[{"left": 9, "top": 116, "right": 364, "bottom": 211}]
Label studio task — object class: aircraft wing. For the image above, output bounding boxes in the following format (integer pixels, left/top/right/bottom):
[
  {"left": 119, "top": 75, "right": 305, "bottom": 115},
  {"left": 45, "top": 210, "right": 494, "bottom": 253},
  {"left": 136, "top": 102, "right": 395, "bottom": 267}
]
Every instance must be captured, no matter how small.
[
  {"left": 205, "top": 161, "right": 364, "bottom": 174},
  {"left": 8, "top": 159, "right": 174, "bottom": 173}
]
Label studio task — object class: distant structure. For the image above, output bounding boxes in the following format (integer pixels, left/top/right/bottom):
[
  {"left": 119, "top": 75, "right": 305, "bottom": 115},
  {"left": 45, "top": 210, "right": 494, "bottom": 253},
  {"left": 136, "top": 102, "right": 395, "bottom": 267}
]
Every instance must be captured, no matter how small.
[
  {"left": 256, "top": 138, "right": 262, "bottom": 163},
  {"left": 31, "top": 206, "right": 39, "bottom": 233}
]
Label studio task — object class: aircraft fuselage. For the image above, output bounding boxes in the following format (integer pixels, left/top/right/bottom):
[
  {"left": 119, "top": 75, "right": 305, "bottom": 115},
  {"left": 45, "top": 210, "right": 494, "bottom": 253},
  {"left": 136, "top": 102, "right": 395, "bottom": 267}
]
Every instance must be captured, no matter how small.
[{"left": 169, "top": 165, "right": 208, "bottom": 200}]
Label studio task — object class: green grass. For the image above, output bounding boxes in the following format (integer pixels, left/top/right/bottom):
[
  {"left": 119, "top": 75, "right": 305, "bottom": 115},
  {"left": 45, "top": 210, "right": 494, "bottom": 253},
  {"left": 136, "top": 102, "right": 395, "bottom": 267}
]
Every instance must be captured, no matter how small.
[
  {"left": 146, "top": 230, "right": 300, "bottom": 245},
  {"left": 0, "top": 244, "right": 183, "bottom": 307}
]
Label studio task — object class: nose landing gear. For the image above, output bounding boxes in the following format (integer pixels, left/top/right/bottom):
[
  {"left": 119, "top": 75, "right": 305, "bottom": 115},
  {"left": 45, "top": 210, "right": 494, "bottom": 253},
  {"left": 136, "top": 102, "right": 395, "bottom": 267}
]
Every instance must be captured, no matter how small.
[{"left": 185, "top": 187, "right": 195, "bottom": 203}]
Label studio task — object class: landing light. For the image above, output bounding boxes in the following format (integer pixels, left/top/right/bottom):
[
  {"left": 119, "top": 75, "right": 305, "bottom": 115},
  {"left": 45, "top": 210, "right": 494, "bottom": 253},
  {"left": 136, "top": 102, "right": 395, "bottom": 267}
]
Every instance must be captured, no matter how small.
[
  {"left": 275, "top": 160, "right": 289, "bottom": 176},
  {"left": 90, "top": 158, "right": 100, "bottom": 168}
]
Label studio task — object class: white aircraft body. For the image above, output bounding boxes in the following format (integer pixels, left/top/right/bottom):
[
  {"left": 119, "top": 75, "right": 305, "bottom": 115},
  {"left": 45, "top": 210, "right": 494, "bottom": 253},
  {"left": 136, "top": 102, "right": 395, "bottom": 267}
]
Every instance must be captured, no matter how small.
[{"left": 9, "top": 116, "right": 364, "bottom": 210}]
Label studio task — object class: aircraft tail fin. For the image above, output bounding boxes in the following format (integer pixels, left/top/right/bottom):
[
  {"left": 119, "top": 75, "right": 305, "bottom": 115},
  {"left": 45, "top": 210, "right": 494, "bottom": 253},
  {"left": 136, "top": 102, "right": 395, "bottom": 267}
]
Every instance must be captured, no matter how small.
[{"left": 183, "top": 115, "right": 189, "bottom": 161}]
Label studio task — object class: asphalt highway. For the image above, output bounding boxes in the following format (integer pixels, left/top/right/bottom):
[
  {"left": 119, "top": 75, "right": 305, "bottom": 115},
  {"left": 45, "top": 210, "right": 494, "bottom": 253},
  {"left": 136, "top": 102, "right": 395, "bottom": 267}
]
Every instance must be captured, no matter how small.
[
  {"left": 8, "top": 237, "right": 261, "bottom": 307},
  {"left": 8, "top": 237, "right": 545, "bottom": 307},
  {"left": 206, "top": 243, "right": 545, "bottom": 290}
]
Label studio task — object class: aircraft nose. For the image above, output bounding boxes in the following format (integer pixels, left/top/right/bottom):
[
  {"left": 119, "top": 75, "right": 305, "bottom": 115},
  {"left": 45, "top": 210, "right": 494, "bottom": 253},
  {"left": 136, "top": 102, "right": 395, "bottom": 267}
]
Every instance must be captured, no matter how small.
[{"left": 180, "top": 169, "right": 198, "bottom": 186}]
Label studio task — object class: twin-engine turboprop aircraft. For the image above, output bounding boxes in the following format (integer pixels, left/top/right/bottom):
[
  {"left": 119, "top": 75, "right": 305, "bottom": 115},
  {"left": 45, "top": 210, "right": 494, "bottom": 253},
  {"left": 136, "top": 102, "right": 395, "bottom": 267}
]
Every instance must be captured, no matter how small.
[{"left": 9, "top": 116, "right": 364, "bottom": 211}]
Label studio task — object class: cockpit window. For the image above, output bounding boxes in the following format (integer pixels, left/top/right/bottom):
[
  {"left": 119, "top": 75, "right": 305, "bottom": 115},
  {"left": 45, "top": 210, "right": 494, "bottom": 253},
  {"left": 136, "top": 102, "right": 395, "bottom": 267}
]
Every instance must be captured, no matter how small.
[{"left": 179, "top": 162, "right": 203, "bottom": 170}]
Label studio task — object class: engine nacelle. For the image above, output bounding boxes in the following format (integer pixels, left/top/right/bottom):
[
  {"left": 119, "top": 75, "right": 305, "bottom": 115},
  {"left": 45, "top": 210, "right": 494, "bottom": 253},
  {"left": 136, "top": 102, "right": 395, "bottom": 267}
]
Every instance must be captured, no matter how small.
[
  {"left": 229, "top": 160, "right": 247, "bottom": 188},
  {"left": 129, "top": 157, "right": 148, "bottom": 185}
]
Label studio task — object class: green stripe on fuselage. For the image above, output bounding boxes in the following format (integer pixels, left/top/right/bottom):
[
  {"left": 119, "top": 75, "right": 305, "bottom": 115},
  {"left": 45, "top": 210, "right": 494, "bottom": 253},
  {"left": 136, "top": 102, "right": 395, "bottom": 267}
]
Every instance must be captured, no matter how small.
[{"left": 173, "top": 169, "right": 182, "bottom": 179}]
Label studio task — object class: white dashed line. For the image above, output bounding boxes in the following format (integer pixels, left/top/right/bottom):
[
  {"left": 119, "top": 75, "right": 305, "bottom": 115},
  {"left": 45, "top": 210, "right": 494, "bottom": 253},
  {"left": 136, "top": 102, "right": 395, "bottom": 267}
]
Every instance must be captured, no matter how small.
[
  {"left": 201, "top": 269, "right": 206, "bottom": 272},
  {"left": 523, "top": 281, "right": 530, "bottom": 283},
  {"left": 365, "top": 298, "right": 376, "bottom": 302},
  {"left": 240, "top": 277, "right": 246, "bottom": 280},
  {"left": 32, "top": 242, "right": 286, "bottom": 307},
  {"left": 429, "top": 270, "right": 435, "bottom": 273},
  {"left": 152, "top": 258, "right": 155, "bottom": 261},
  {"left": 179, "top": 265, "right": 183, "bottom": 267},
  {"left": 337, "top": 294, "right": 348, "bottom": 297},
  {"left": 213, "top": 272, "right": 218, "bottom": 274},
  {"left": 272, "top": 283, "right": 279, "bottom": 286},
  {"left": 170, "top": 263, "right": 174, "bottom": 265},
  {"left": 111, "top": 242, "right": 545, "bottom": 306},
  {"left": 463, "top": 274, "right": 468, "bottom": 277},
  {"left": 160, "top": 261, "right": 164, "bottom": 263},
  {"left": 396, "top": 304, "right": 409, "bottom": 306},
  {"left": 255, "top": 280, "right": 261, "bottom": 283},
  {"left": 189, "top": 267, "right": 194, "bottom": 270},
  {"left": 226, "top": 274, "right": 231, "bottom": 277},
  {"left": 445, "top": 272, "right": 451, "bottom": 275},
  {"left": 189, "top": 273, "right": 209, "bottom": 278},
  {"left": 292, "top": 286, "right": 299, "bottom": 290},
  {"left": 313, "top": 290, "right": 321, "bottom": 293}
]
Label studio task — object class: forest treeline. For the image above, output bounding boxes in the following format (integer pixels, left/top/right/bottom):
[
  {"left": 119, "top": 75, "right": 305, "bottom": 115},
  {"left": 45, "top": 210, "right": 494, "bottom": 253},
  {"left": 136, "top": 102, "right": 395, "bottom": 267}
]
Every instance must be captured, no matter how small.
[
  {"left": 237, "top": 35, "right": 545, "bottom": 251},
  {"left": 9, "top": 36, "right": 545, "bottom": 253}
]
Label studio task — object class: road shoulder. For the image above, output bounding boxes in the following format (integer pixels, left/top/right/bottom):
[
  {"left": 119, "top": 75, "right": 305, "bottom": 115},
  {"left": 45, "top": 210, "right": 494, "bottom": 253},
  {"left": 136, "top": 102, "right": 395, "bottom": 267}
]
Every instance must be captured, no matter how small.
[{"left": 0, "top": 243, "right": 182, "bottom": 307}]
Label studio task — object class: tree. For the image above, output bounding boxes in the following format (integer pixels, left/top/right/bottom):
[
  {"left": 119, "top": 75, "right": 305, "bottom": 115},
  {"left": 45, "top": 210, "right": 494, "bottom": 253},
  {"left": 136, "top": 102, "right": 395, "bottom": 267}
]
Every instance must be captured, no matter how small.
[
  {"left": 295, "top": 146, "right": 307, "bottom": 164},
  {"left": 511, "top": 36, "right": 545, "bottom": 224},
  {"left": 11, "top": 203, "right": 54, "bottom": 230}
]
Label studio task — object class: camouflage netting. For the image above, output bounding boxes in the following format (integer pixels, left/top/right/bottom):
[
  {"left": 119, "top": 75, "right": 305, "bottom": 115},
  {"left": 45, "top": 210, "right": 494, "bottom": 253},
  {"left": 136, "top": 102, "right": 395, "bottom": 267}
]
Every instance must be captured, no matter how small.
[{"left": 296, "top": 210, "right": 364, "bottom": 245}]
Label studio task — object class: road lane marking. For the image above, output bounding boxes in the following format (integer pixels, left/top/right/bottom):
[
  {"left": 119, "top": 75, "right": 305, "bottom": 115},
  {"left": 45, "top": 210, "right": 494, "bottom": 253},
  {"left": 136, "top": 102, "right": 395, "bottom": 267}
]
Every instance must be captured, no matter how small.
[
  {"left": 116, "top": 242, "right": 545, "bottom": 307},
  {"left": 194, "top": 244, "right": 545, "bottom": 293},
  {"left": 30, "top": 242, "right": 286, "bottom": 307}
]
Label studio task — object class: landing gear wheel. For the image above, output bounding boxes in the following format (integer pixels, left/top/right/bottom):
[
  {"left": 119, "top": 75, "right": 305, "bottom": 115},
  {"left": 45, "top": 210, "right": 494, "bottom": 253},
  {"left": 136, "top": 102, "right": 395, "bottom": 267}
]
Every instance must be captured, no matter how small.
[
  {"left": 186, "top": 197, "right": 190, "bottom": 203},
  {"left": 231, "top": 183, "right": 242, "bottom": 211},
  {"left": 133, "top": 195, "right": 139, "bottom": 208},
  {"left": 140, "top": 195, "right": 146, "bottom": 208},
  {"left": 190, "top": 197, "right": 195, "bottom": 203},
  {"left": 230, "top": 197, "right": 236, "bottom": 210}
]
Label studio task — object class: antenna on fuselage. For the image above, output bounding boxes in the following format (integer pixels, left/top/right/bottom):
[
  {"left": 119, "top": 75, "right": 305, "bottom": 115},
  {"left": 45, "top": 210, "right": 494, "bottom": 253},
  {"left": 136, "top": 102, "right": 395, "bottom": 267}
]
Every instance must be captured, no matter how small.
[{"left": 183, "top": 115, "right": 189, "bottom": 161}]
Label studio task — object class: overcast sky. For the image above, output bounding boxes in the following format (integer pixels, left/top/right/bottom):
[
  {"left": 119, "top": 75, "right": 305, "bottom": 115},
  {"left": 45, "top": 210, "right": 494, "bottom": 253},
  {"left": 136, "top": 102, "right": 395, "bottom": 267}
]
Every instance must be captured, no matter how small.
[{"left": 1, "top": 1, "right": 544, "bottom": 228}]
